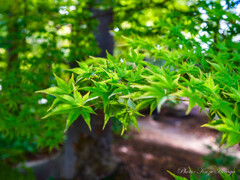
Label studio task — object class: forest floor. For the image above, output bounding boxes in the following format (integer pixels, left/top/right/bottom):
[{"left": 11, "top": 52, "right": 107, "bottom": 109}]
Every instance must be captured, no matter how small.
[
  {"left": 112, "top": 106, "right": 240, "bottom": 180},
  {"left": 24, "top": 105, "right": 239, "bottom": 180}
]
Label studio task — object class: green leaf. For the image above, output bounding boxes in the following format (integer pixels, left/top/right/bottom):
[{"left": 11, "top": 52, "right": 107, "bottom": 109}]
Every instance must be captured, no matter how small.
[
  {"left": 202, "top": 124, "right": 235, "bottom": 133},
  {"left": 77, "top": 61, "right": 89, "bottom": 70},
  {"left": 167, "top": 171, "right": 188, "bottom": 180},
  {"left": 211, "top": 99, "right": 234, "bottom": 119},
  {"left": 157, "top": 96, "right": 167, "bottom": 113},
  {"left": 42, "top": 104, "right": 76, "bottom": 119},
  {"left": 207, "top": 61, "right": 224, "bottom": 71},
  {"left": 190, "top": 171, "right": 197, "bottom": 180},
  {"left": 36, "top": 87, "right": 66, "bottom": 95},
  {"left": 135, "top": 99, "right": 152, "bottom": 111},
  {"left": 83, "top": 96, "right": 99, "bottom": 104},
  {"left": 80, "top": 110, "right": 92, "bottom": 131},
  {"left": 216, "top": 167, "right": 234, "bottom": 180},
  {"left": 226, "top": 132, "right": 240, "bottom": 148},
  {"left": 66, "top": 68, "right": 86, "bottom": 75},
  {"left": 73, "top": 84, "right": 82, "bottom": 102},
  {"left": 54, "top": 73, "right": 68, "bottom": 91},
  {"left": 82, "top": 106, "right": 96, "bottom": 114},
  {"left": 150, "top": 100, "right": 157, "bottom": 115},
  {"left": 82, "top": 92, "right": 90, "bottom": 104},
  {"left": 186, "top": 95, "right": 205, "bottom": 115},
  {"left": 127, "top": 98, "right": 136, "bottom": 109},
  {"left": 102, "top": 94, "right": 110, "bottom": 111},
  {"left": 103, "top": 107, "right": 111, "bottom": 130},
  {"left": 130, "top": 116, "right": 140, "bottom": 132},
  {"left": 121, "top": 114, "right": 129, "bottom": 135},
  {"left": 68, "top": 73, "right": 75, "bottom": 92},
  {"left": 47, "top": 98, "right": 61, "bottom": 112},
  {"left": 107, "top": 51, "right": 115, "bottom": 62},
  {"left": 55, "top": 94, "right": 77, "bottom": 106},
  {"left": 64, "top": 109, "right": 82, "bottom": 132},
  {"left": 205, "top": 74, "right": 215, "bottom": 90}
]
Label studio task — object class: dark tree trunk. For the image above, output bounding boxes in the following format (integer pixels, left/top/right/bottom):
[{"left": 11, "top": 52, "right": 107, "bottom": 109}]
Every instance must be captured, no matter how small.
[
  {"left": 29, "top": 7, "right": 118, "bottom": 180},
  {"left": 60, "top": 7, "right": 116, "bottom": 180},
  {"left": 93, "top": 8, "right": 114, "bottom": 57},
  {"left": 60, "top": 112, "right": 117, "bottom": 180},
  {"left": 30, "top": 113, "right": 118, "bottom": 180}
]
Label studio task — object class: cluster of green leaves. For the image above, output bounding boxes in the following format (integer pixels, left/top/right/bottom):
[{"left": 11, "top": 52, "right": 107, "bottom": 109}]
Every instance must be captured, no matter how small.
[
  {"left": 38, "top": 53, "right": 150, "bottom": 135},
  {"left": 125, "top": 37, "right": 240, "bottom": 148},
  {"left": 41, "top": 37, "right": 240, "bottom": 148},
  {"left": 40, "top": 0, "right": 240, "bottom": 148},
  {"left": 37, "top": 73, "right": 97, "bottom": 132}
]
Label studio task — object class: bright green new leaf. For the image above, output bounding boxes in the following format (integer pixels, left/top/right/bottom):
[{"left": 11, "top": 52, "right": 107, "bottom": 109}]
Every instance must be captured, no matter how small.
[
  {"left": 47, "top": 98, "right": 61, "bottom": 112},
  {"left": 127, "top": 98, "right": 136, "bottom": 109},
  {"left": 36, "top": 87, "right": 67, "bottom": 95},
  {"left": 80, "top": 110, "right": 92, "bottom": 131},
  {"left": 82, "top": 106, "right": 96, "bottom": 115},
  {"left": 103, "top": 107, "right": 111, "bottom": 130},
  {"left": 226, "top": 132, "right": 240, "bottom": 148},
  {"left": 130, "top": 116, "right": 140, "bottom": 132},
  {"left": 54, "top": 73, "right": 68, "bottom": 92},
  {"left": 55, "top": 94, "right": 78, "bottom": 106},
  {"left": 66, "top": 68, "right": 86, "bottom": 75},
  {"left": 42, "top": 104, "right": 77, "bottom": 119},
  {"left": 202, "top": 123, "right": 236, "bottom": 133},
  {"left": 167, "top": 171, "right": 188, "bottom": 180},
  {"left": 65, "top": 109, "right": 82, "bottom": 132},
  {"left": 157, "top": 96, "right": 167, "bottom": 113}
]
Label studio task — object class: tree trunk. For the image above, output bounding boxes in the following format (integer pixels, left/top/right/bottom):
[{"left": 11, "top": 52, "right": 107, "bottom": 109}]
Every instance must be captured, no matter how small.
[
  {"left": 28, "top": 7, "right": 119, "bottom": 180},
  {"left": 60, "top": 7, "right": 116, "bottom": 180},
  {"left": 93, "top": 8, "right": 114, "bottom": 57},
  {"left": 30, "top": 112, "right": 118, "bottom": 180},
  {"left": 60, "top": 112, "right": 118, "bottom": 180}
]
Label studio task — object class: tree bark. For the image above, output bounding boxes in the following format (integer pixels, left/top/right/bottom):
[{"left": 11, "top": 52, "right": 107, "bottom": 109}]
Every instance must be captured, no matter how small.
[
  {"left": 93, "top": 8, "right": 114, "bottom": 57},
  {"left": 60, "top": 112, "right": 117, "bottom": 180},
  {"left": 28, "top": 7, "right": 118, "bottom": 180},
  {"left": 60, "top": 7, "right": 116, "bottom": 180},
  {"left": 30, "top": 112, "right": 118, "bottom": 180}
]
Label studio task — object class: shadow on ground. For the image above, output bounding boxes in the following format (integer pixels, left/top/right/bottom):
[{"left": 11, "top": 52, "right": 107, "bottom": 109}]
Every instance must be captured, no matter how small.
[
  {"left": 111, "top": 106, "right": 218, "bottom": 180},
  {"left": 113, "top": 135, "right": 203, "bottom": 180}
]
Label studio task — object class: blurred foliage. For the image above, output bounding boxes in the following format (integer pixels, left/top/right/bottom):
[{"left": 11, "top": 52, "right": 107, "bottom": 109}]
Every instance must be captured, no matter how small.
[
  {"left": 0, "top": 162, "right": 35, "bottom": 180},
  {"left": 0, "top": 134, "right": 37, "bottom": 163},
  {"left": 168, "top": 169, "right": 239, "bottom": 180},
  {"left": 203, "top": 136, "right": 238, "bottom": 169},
  {"left": 0, "top": 0, "right": 99, "bottom": 164},
  {"left": 200, "top": 135, "right": 240, "bottom": 179}
]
